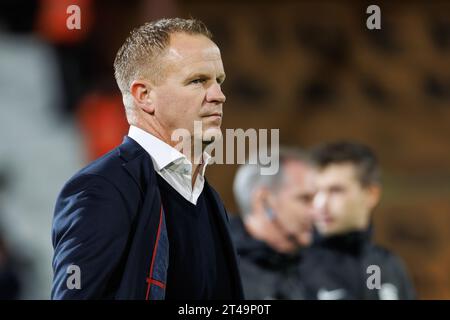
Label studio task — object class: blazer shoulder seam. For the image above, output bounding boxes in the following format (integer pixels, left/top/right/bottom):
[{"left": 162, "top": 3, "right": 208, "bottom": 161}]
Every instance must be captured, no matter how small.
[{"left": 75, "top": 173, "right": 136, "bottom": 223}]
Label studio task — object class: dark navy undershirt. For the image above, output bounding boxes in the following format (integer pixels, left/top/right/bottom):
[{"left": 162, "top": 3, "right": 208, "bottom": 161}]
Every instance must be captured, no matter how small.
[{"left": 157, "top": 175, "right": 233, "bottom": 300}]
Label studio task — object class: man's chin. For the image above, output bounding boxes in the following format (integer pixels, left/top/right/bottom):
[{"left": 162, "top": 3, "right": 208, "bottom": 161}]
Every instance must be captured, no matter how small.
[
  {"left": 202, "top": 127, "right": 222, "bottom": 145},
  {"left": 298, "top": 232, "right": 313, "bottom": 247}
]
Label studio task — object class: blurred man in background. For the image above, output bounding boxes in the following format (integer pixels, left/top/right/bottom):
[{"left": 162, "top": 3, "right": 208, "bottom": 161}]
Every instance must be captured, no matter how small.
[
  {"left": 299, "top": 141, "right": 415, "bottom": 300},
  {"left": 231, "top": 148, "right": 316, "bottom": 299}
]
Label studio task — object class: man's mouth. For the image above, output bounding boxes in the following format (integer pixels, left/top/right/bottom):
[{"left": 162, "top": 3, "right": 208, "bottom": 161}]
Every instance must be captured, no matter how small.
[
  {"left": 301, "top": 223, "right": 313, "bottom": 233},
  {"left": 203, "top": 112, "right": 222, "bottom": 118},
  {"left": 321, "top": 215, "right": 334, "bottom": 225},
  {"left": 202, "top": 113, "right": 223, "bottom": 124}
]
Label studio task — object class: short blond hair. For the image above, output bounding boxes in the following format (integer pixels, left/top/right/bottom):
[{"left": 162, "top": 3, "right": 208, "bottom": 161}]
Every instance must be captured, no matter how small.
[{"left": 113, "top": 18, "right": 213, "bottom": 95}]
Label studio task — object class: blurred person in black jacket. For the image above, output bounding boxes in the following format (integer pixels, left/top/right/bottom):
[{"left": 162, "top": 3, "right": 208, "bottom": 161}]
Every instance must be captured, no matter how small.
[
  {"left": 299, "top": 141, "right": 415, "bottom": 300},
  {"left": 231, "top": 148, "right": 317, "bottom": 299}
]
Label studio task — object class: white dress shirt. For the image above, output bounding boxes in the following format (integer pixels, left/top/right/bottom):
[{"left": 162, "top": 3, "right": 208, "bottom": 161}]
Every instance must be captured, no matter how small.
[{"left": 128, "top": 125, "right": 211, "bottom": 205}]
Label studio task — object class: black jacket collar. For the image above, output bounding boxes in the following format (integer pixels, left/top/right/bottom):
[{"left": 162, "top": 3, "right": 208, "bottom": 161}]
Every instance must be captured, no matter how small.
[
  {"left": 230, "top": 216, "right": 302, "bottom": 270},
  {"left": 314, "top": 228, "right": 373, "bottom": 256}
]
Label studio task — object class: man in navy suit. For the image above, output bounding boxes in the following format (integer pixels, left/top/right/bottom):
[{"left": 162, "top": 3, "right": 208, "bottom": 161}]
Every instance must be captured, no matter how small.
[{"left": 51, "top": 18, "right": 244, "bottom": 300}]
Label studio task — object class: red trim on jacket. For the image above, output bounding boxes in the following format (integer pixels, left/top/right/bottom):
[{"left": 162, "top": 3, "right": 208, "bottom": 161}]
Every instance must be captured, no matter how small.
[{"left": 145, "top": 205, "right": 164, "bottom": 299}]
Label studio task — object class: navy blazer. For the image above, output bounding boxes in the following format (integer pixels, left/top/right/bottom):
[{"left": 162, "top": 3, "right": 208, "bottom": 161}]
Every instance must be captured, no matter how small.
[{"left": 51, "top": 137, "right": 244, "bottom": 299}]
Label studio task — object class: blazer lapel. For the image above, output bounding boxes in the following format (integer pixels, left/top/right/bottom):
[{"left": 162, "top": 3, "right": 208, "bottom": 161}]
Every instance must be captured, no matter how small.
[
  {"left": 115, "top": 136, "right": 169, "bottom": 299},
  {"left": 118, "top": 136, "right": 156, "bottom": 195}
]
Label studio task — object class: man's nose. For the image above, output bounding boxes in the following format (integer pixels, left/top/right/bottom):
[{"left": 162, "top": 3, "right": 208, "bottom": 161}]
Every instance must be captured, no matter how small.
[
  {"left": 206, "top": 82, "right": 226, "bottom": 104},
  {"left": 313, "top": 191, "right": 327, "bottom": 210},
  {"left": 312, "top": 191, "right": 328, "bottom": 219}
]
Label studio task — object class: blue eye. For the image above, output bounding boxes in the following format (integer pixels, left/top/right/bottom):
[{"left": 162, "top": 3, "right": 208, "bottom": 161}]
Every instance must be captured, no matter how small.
[{"left": 191, "top": 78, "right": 206, "bottom": 84}]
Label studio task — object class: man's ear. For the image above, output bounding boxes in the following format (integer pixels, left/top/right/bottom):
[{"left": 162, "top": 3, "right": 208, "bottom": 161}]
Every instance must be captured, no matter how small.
[
  {"left": 366, "top": 184, "right": 381, "bottom": 211},
  {"left": 130, "top": 80, "right": 155, "bottom": 114},
  {"left": 251, "top": 186, "right": 270, "bottom": 217}
]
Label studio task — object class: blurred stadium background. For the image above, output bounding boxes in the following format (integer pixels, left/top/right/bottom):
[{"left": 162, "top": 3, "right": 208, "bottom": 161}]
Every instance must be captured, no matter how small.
[{"left": 0, "top": 0, "right": 449, "bottom": 299}]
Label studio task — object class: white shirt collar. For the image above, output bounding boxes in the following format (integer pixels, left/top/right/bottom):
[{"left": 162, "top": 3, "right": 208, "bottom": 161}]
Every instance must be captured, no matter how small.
[{"left": 128, "top": 125, "right": 211, "bottom": 176}]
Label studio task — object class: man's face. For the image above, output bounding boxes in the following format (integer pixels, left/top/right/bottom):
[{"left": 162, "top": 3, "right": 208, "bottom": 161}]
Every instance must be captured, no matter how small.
[
  {"left": 313, "top": 163, "right": 376, "bottom": 237},
  {"left": 150, "top": 33, "right": 226, "bottom": 146},
  {"left": 269, "top": 161, "right": 317, "bottom": 247}
]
